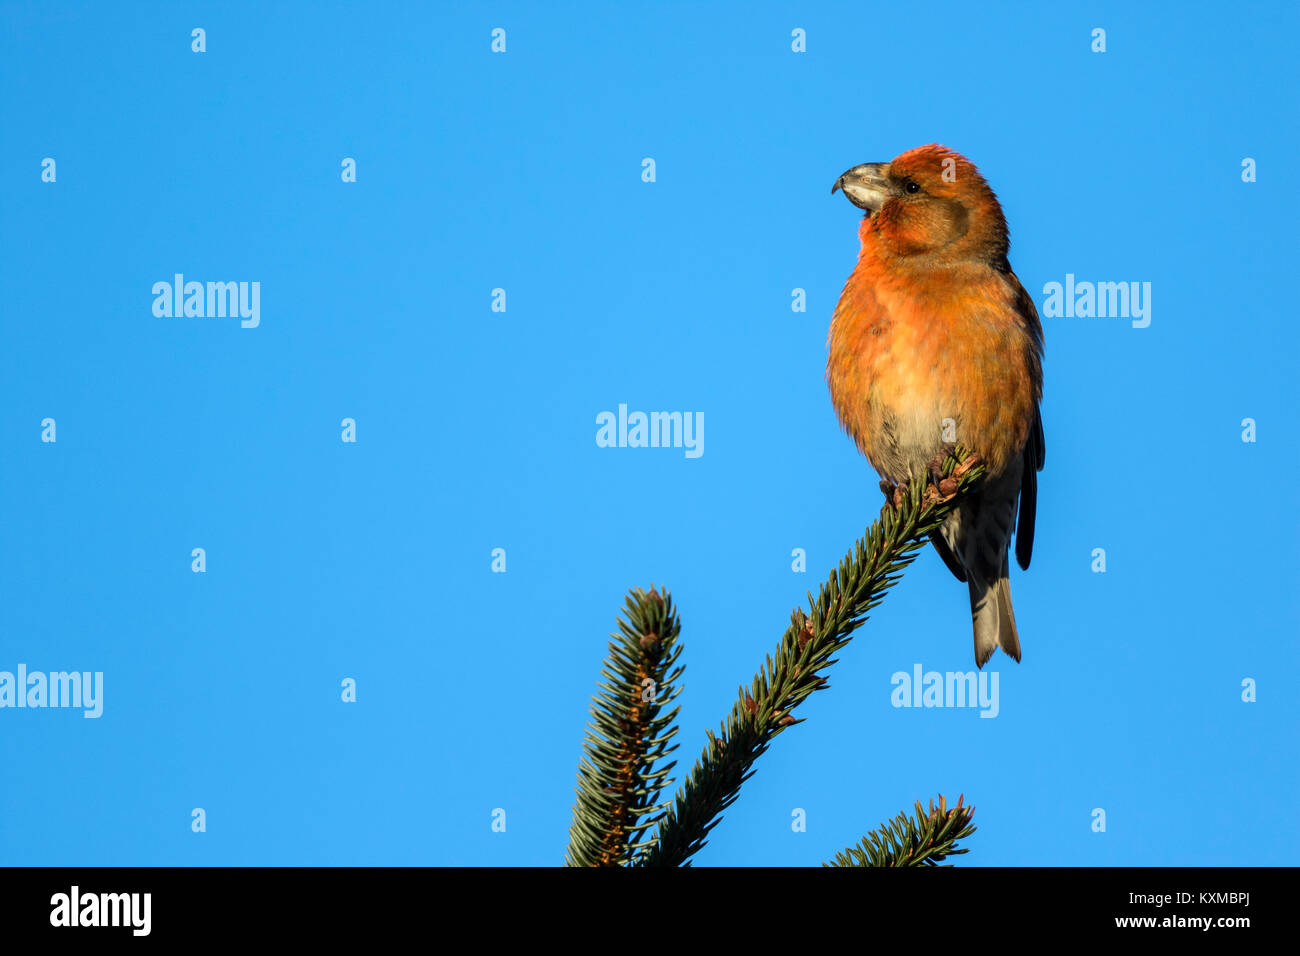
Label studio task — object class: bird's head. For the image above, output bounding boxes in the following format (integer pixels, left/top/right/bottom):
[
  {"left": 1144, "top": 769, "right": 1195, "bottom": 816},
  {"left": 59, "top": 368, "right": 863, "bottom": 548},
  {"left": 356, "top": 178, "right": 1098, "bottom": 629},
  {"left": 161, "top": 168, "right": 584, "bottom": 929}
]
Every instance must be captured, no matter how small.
[{"left": 832, "top": 144, "right": 1008, "bottom": 263}]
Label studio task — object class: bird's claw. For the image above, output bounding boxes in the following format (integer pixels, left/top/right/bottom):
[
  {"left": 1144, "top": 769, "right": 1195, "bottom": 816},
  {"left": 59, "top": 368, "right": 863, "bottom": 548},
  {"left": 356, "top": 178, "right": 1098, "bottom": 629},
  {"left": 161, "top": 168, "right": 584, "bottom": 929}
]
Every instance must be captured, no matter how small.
[
  {"left": 885, "top": 451, "right": 982, "bottom": 511},
  {"left": 879, "top": 478, "right": 910, "bottom": 510},
  {"left": 922, "top": 451, "right": 983, "bottom": 506},
  {"left": 925, "top": 445, "right": 957, "bottom": 490}
]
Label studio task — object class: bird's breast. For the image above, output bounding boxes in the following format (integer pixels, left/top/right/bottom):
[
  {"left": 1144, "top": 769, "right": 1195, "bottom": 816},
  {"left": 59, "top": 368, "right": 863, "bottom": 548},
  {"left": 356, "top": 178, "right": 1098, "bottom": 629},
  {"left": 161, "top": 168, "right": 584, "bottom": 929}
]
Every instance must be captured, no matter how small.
[{"left": 827, "top": 264, "right": 1036, "bottom": 481}]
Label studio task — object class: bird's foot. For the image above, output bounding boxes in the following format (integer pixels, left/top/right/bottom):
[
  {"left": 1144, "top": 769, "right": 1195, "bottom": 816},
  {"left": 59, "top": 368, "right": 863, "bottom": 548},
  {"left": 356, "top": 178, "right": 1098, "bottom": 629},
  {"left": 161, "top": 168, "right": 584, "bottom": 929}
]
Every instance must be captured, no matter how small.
[
  {"left": 925, "top": 444, "right": 959, "bottom": 490},
  {"left": 879, "top": 478, "right": 910, "bottom": 510},
  {"left": 923, "top": 450, "right": 983, "bottom": 505}
]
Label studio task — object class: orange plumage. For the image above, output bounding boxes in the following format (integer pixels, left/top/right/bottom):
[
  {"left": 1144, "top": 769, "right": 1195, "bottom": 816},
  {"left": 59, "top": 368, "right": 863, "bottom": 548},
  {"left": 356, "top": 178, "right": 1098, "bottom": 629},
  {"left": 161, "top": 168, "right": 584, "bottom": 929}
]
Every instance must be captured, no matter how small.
[{"left": 827, "top": 145, "right": 1044, "bottom": 666}]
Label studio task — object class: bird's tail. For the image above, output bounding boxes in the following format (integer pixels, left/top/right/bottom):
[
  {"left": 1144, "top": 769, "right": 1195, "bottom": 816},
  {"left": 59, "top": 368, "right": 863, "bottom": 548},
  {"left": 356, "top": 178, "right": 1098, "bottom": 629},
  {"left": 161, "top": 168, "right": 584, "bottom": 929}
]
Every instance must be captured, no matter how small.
[{"left": 970, "top": 557, "right": 1021, "bottom": 668}]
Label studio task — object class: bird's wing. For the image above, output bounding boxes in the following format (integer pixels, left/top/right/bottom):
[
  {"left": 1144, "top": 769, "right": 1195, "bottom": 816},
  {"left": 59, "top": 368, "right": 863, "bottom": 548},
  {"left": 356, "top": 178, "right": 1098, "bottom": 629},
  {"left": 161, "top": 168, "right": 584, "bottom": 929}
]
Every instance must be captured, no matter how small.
[
  {"left": 1016, "top": 406, "right": 1044, "bottom": 570},
  {"left": 930, "top": 527, "right": 968, "bottom": 582},
  {"left": 1002, "top": 268, "right": 1045, "bottom": 571}
]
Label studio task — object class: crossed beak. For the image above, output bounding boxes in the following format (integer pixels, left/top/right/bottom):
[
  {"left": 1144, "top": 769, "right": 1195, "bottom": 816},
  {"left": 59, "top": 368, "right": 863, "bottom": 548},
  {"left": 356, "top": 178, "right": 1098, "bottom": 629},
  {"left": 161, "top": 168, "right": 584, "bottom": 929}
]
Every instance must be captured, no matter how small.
[{"left": 832, "top": 163, "right": 892, "bottom": 215}]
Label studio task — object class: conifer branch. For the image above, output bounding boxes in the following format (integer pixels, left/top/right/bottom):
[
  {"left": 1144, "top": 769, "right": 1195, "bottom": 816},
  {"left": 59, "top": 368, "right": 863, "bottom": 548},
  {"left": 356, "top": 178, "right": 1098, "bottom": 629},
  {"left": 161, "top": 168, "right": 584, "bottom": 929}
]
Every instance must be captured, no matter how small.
[
  {"left": 636, "top": 450, "right": 985, "bottom": 867},
  {"left": 565, "top": 586, "right": 684, "bottom": 866},
  {"left": 824, "top": 795, "right": 976, "bottom": 867}
]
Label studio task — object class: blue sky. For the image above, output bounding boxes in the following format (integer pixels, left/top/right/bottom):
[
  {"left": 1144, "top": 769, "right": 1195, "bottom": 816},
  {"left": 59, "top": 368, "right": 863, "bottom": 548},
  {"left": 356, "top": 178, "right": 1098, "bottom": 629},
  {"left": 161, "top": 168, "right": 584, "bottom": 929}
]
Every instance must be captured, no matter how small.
[{"left": 1, "top": 1, "right": 1295, "bottom": 866}]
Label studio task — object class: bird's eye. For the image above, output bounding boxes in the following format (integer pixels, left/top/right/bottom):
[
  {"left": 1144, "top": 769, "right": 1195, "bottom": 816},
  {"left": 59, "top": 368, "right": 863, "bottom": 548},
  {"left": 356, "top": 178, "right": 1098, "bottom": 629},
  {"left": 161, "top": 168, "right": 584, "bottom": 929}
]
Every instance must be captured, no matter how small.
[{"left": 903, "top": 180, "right": 921, "bottom": 194}]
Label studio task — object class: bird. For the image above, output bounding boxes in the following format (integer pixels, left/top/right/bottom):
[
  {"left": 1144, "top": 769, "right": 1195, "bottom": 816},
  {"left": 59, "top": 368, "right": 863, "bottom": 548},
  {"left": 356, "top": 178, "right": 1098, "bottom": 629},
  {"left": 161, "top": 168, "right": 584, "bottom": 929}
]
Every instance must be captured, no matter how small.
[{"left": 826, "top": 144, "right": 1044, "bottom": 667}]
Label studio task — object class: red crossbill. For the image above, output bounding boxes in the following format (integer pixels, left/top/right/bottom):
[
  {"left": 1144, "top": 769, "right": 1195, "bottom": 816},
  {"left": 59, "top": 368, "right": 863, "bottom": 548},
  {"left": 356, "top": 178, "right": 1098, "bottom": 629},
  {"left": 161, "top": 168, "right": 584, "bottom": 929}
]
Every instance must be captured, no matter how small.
[{"left": 827, "top": 144, "right": 1044, "bottom": 667}]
